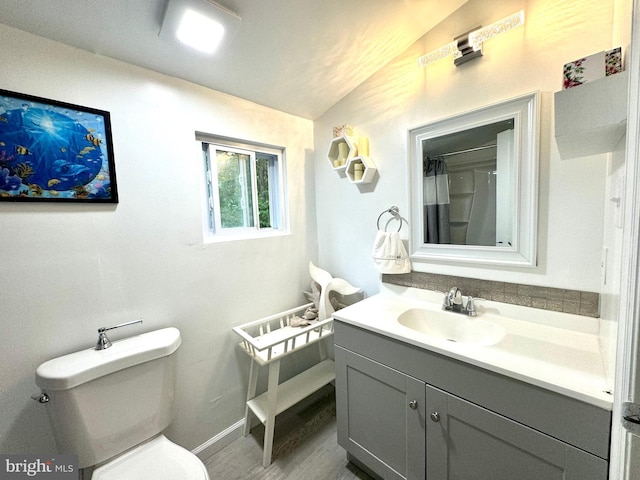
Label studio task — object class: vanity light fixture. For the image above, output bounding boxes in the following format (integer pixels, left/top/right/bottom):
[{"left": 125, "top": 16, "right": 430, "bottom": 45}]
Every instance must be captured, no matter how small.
[
  {"left": 159, "top": 0, "right": 242, "bottom": 55},
  {"left": 418, "top": 10, "right": 524, "bottom": 68}
]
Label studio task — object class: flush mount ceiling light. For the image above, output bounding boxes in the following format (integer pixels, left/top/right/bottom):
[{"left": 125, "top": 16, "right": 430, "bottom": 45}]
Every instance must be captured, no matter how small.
[
  {"left": 160, "top": 0, "right": 242, "bottom": 55},
  {"left": 418, "top": 10, "right": 524, "bottom": 68}
]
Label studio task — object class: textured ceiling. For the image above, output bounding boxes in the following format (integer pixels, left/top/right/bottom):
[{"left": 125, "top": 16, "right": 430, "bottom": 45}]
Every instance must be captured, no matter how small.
[{"left": 0, "top": 0, "right": 468, "bottom": 119}]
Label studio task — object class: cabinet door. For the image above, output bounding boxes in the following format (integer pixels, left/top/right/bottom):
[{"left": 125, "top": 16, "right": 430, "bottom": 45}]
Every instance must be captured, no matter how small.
[
  {"left": 425, "top": 385, "right": 608, "bottom": 480},
  {"left": 335, "top": 346, "right": 425, "bottom": 480}
]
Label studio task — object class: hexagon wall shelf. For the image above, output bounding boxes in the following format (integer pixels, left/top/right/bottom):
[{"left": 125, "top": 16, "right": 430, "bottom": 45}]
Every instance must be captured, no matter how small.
[
  {"left": 345, "top": 156, "right": 377, "bottom": 184},
  {"left": 327, "top": 135, "right": 358, "bottom": 171}
]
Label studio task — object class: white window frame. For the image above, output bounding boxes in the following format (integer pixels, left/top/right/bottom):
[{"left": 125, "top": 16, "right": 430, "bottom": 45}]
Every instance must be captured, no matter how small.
[{"left": 198, "top": 133, "right": 288, "bottom": 242}]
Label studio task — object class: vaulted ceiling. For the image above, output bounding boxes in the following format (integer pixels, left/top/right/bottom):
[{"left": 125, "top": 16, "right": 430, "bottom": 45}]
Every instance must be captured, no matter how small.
[{"left": 0, "top": 0, "right": 467, "bottom": 119}]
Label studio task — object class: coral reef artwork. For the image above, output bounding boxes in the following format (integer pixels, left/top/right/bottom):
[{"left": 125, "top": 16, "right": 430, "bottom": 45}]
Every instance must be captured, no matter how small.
[{"left": 0, "top": 89, "right": 118, "bottom": 202}]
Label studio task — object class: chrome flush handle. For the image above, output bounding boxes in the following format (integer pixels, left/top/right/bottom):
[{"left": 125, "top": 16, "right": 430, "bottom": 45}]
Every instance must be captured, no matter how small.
[{"left": 95, "top": 319, "right": 143, "bottom": 350}]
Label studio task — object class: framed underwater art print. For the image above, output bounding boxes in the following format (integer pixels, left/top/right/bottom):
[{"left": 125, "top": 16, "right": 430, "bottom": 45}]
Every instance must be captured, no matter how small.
[{"left": 0, "top": 89, "right": 118, "bottom": 203}]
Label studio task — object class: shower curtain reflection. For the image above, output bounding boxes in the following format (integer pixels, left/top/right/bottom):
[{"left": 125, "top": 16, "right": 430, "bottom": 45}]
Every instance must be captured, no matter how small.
[{"left": 423, "top": 156, "right": 451, "bottom": 244}]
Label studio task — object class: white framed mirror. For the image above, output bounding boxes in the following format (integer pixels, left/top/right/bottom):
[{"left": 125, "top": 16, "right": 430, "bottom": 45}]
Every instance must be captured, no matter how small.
[{"left": 408, "top": 92, "right": 539, "bottom": 267}]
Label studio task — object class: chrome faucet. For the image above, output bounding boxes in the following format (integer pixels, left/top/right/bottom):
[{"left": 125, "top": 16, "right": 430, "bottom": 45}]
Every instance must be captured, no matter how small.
[
  {"left": 443, "top": 287, "right": 462, "bottom": 312},
  {"left": 442, "top": 287, "right": 478, "bottom": 316},
  {"left": 465, "top": 296, "right": 478, "bottom": 317}
]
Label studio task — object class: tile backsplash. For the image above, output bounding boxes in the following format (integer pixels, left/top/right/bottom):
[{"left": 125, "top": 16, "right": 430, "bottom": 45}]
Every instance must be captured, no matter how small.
[{"left": 382, "top": 272, "right": 600, "bottom": 318}]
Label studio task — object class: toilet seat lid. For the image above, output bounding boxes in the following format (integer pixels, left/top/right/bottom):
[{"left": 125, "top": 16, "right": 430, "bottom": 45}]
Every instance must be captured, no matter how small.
[{"left": 92, "top": 434, "right": 209, "bottom": 480}]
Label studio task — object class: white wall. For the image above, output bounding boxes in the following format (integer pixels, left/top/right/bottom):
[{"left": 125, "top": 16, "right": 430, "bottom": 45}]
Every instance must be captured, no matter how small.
[
  {"left": 600, "top": 141, "right": 627, "bottom": 389},
  {"left": 314, "top": 0, "right": 618, "bottom": 295},
  {"left": 0, "top": 25, "right": 317, "bottom": 454}
]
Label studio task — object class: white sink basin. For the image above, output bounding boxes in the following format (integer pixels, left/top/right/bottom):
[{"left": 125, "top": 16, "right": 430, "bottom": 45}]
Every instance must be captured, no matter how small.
[{"left": 397, "top": 308, "right": 506, "bottom": 346}]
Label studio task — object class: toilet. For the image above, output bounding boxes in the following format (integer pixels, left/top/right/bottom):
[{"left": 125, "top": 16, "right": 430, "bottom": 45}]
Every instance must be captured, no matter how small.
[{"left": 35, "top": 327, "right": 209, "bottom": 480}]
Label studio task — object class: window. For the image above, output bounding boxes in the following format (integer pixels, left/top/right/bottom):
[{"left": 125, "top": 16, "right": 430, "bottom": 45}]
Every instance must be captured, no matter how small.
[{"left": 200, "top": 135, "right": 287, "bottom": 240}]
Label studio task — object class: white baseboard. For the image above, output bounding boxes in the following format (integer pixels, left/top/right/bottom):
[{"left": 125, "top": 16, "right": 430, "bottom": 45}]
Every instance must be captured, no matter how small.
[
  {"left": 192, "top": 419, "right": 244, "bottom": 460},
  {"left": 191, "top": 383, "right": 335, "bottom": 460}
]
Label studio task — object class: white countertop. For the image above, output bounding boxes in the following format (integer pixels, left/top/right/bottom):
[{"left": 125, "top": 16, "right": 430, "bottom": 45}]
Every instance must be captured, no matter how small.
[{"left": 332, "top": 285, "right": 613, "bottom": 410}]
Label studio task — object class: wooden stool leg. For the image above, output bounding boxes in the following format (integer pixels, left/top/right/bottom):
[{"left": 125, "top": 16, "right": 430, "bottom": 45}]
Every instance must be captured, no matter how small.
[
  {"left": 243, "top": 360, "right": 259, "bottom": 436},
  {"left": 318, "top": 339, "right": 328, "bottom": 361},
  {"left": 262, "top": 359, "right": 281, "bottom": 467}
]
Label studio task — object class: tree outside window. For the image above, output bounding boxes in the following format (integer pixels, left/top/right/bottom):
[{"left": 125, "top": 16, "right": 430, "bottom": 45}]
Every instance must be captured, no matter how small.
[{"left": 202, "top": 140, "right": 285, "bottom": 238}]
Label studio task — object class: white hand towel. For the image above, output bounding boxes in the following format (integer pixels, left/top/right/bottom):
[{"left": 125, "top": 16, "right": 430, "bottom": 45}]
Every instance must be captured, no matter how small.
[{"left": 371, "top": 230, "right": 411, "bottom": 274}]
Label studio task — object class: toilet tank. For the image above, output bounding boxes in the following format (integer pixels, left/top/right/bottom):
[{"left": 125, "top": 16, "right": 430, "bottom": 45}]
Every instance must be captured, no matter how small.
[{"left": 35, "top": 327, "right": 181, "bottom": 468}]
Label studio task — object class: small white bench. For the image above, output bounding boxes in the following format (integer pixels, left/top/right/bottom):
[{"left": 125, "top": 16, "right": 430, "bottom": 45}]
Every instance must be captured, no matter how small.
[{"left": 233, "top": 303, "right": 335, "bottom": 467}]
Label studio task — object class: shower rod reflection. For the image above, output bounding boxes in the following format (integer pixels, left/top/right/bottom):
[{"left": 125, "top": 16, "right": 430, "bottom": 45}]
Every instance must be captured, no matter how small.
[{"left": 438, "top": 143, "right": 497, "bottom": 157}]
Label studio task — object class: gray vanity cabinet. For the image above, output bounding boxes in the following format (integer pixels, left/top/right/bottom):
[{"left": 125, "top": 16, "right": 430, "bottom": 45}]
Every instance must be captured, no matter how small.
[
  {"left": 334, "top": 321, "right": 610, "bottom": 480},
  {"left": 425, "top": 385, "right": 608, "bottom": 480},
  {"left": 335, "top": 347, "right": 425, "bottom": 480}
]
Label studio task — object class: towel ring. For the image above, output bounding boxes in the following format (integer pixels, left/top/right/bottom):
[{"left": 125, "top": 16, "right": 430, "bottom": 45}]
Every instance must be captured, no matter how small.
[{"left": 377, "top": 206, "right": 403, "bottom": 232}]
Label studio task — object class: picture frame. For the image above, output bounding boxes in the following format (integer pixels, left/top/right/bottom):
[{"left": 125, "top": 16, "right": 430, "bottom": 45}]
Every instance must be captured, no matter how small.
[{"left": 0, "top": 89, "right": 118, "bottom": 203}]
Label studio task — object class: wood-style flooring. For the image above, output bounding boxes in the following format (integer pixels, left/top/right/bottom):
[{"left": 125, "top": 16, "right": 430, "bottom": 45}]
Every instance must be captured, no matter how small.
[{"left": 203, "top": 388, "right": 375, "bottom": 480}]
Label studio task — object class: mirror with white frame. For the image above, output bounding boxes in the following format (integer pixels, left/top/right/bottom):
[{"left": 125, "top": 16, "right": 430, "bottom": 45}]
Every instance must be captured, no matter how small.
[{"left": 408, "top": 92, "right": 539, "bottom": 267}]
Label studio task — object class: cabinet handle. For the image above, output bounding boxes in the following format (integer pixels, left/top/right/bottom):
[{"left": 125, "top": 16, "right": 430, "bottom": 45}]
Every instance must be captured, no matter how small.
[
  {"left": 409, "top": 400, "right": 418, "bottom": 410},
  {"left": 430, "top": 412, "right": 440, "bottom": 422}
]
